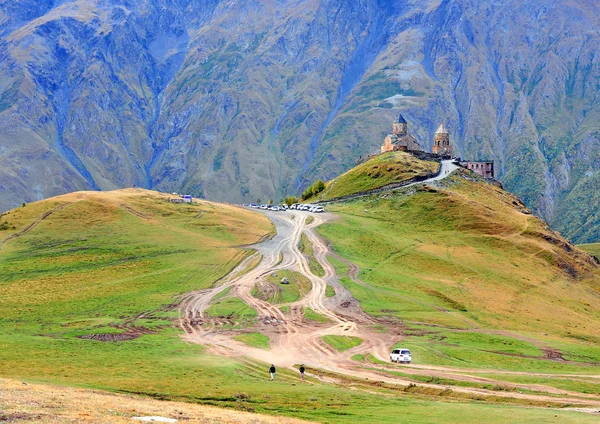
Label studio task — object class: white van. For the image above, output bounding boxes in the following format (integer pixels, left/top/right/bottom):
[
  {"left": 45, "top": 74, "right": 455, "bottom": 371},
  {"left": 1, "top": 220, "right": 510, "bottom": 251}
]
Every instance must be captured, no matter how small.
[{"left": 390, "top": 348, "right": 412, "bottom": 364}]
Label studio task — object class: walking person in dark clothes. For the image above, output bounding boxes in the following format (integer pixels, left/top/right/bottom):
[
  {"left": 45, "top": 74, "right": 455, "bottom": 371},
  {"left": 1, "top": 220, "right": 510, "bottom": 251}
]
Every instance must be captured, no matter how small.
[
  {"left": 299, "top": 364, "right": 305, "bottom": 381},
  {"left": 269, "top": 364, "right": 276, "bottom": 380}
]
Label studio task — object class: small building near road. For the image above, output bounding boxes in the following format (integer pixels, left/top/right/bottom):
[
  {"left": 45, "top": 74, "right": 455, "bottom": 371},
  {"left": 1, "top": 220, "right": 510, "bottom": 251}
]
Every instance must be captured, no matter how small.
[{"left": 460, "top": 161, "right": 495, "bottom": 179}]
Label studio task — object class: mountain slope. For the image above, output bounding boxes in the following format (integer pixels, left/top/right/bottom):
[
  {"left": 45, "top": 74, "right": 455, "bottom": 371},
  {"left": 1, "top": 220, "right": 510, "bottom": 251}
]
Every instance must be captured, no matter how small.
[
  {"left": 317, "top": 162, "right": 600, "bottom": 338},
  {"left": 0, "top": 189, "right": 272, "bottom": 331},
  {"left": 1, "top": 0, "right": 600, "bottom": 243},
  {"left": 1, "top": 170, "right": 600, "bottom": 421}
]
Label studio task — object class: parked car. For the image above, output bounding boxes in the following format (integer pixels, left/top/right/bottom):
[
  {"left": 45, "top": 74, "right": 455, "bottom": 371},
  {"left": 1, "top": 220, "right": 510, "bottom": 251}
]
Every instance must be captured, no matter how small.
[
  {"left": 260, "top": 204, "right": 269, "bottom": 210},
  {"left": 290, "top": 204, "right": 299, "bottom": 210},
  {"left": 249, "top": 204, "right": 259, "bottom": 208},
  {"left": 390, "top": 348, "right": 412, "bottom": 364},
  {"left": 313, "top": 206, "right": 324, "bottom": 213}
]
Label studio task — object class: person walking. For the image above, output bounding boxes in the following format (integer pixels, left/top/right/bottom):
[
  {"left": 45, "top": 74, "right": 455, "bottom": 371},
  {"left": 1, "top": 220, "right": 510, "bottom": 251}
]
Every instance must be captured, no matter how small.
[
  {"left": 299, "top": 364, "right": 305, "bottom": 381},
  {"left": 269, "top": 364, "right": 276, "bottom": 380}
]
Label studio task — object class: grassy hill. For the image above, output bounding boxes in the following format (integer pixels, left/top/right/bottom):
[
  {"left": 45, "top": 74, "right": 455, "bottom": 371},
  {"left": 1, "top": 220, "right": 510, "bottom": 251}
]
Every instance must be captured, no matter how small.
[
  {"left": 2, "top": 182, "right": 600, "bottom": 422},
  {"left": 0, "top": 189, "right": 272, "bottom": 328},
  {"left": 307, "top": 152, "right": 440, "bottom": 201},
  {"left": 4, "top": 188, "right": 572, "bottom": 424},
  {"left": 579, "top": 242, "right": 600, "bottom": 258},
  {"left": 318, "top": 167, "right": 600, "bottom": 375}
]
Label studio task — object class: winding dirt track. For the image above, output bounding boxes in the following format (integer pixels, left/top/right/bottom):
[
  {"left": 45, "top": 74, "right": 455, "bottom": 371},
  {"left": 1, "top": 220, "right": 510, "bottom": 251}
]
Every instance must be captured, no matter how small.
[
  {"left": 180, "top": 211, "right": 394, "bottom": 364},
  {"left": 180, "top": 164, "right": 600, "bottom": 410}
]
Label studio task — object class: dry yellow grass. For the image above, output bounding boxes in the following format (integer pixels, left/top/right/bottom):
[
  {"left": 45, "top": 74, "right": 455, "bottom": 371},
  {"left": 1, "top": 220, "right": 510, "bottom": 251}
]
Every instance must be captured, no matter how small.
[{"left": 0, "top": 378, "right": 314, "bottom": 424}]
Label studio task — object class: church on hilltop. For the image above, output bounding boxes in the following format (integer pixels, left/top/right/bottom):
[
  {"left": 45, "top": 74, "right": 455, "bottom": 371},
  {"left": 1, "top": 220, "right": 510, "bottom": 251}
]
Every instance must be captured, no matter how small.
[
  {"left": 380, "top": 114, "right": 495, "bottom": 178},
  {"left": 380, "top": 113, "right": 422, "bottom": 153},
  {"left": 380, "top": 113, "right": 451, "bottom": 158}
]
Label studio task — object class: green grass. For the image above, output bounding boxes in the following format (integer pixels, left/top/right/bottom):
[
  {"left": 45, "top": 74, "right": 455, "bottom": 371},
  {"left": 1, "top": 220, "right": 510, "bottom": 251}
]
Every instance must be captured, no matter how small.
[
  {"left": 205, "top": 295, "right": 257, "bottom": 319},
  {"left": 298, "top": 233, "right": 325, "bottom": 277},
  {"left": 322, "top": 335, "right": 363, "bottom": 352},
  {"left": 202, "top": 286, "right": 254, "bottom": 320},
  {"left": 0, "top": 191, "right": 270, "bottom": 327},
  {"left": 253, "top": 269, "right": 311, "bottom": 304},
  {"left": 317, "top": 173, "right": 600, "bottom": 376},
  {"left": 401, "top": 330, "right": 543, "bottom": 358},
  {"left": 351, "top": 353, "right": 386, "bottom": 365},
  {"left": 2, "top": 190, "right": 600, "bottom": 423},
  {"left": 578, "top": 242, "right": 600, "bottom": 258},
  {"left": 475, "top": 373, "right": 600, "bottom": 395},
  {"left": 327, "top": 255, "right": 350, "bottom": 275},
  {"left": 309, "top": 151, "right": 439, "bottom": 201},
  {"left": 325, "top": 284, "right": 336, "bottom": 297},
  {"left": 303, "top": 308, "right": 330, "bottom": 323},
  {"left": 390, "top": 329, "right": 594, "bottom": 373},
  {"left": 233, "top": 332, "right": 270, "bottom": 349},
  {"left": 370, "top": 368, "right": 533, "bottom": 394},
  {"left": 3, "top": 327, "right": 599, "bottom": 423}
]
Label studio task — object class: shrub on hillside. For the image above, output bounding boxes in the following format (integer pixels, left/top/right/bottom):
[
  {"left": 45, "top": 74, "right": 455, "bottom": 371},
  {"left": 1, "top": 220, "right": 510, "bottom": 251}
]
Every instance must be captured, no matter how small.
[
  {"left": 301, "top": 187, "right": 313, "bottom": 200},
  {"left": 302, "top": 179, "right": 326, "bottom": 200},
  {"left": 283, "top": 196, "right": 298, "bottom": 206}
]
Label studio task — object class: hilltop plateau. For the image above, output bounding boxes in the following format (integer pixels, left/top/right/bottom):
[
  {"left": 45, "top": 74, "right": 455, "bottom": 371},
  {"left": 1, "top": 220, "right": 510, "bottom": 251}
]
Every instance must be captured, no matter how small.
[
  {"left": 1, "top": 154, "right": 600, "bottom": 423},
  {"left": 307, "top": 151, "right": 440, "bottom": 202},
  {"left": 1, "top": 0, "right": 600, "bottom": 242}
]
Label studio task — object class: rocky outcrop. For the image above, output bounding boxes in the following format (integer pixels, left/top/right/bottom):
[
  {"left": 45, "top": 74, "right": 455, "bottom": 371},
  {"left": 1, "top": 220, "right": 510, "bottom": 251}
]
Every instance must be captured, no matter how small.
[{"left": 1, "top": 0, "right": 600, "bottom": 242}]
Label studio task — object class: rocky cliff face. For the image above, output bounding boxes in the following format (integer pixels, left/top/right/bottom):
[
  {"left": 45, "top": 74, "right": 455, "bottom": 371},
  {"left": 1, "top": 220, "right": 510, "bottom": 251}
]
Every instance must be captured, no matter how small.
[{"left": 1, "top": 0, "right": 600, "bottom": 242}]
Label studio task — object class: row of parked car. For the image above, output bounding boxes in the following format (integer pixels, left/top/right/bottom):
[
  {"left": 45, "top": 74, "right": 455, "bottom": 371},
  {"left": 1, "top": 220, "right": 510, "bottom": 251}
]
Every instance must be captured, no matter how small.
[
  {"left": 243, "top": 203, "right": 325, "bottom": 213},
  {"left": 291, "top": 203, "right": 325, "bottom": 213}
]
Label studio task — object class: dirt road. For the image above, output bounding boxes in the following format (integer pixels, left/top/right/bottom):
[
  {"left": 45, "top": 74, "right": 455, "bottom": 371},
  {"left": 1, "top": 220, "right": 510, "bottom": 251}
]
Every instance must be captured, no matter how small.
[
  {"left": 180, "top": 206, "right": 600, "bottom": 409},
  {"left": 181, "top": 210, "right": 394, "bottom": 365}
]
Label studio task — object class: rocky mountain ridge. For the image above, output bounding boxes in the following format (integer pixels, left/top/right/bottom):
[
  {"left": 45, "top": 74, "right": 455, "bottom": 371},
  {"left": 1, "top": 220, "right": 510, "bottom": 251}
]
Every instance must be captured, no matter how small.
[{"left": 1, "top": 0, "right": 600, "bottom": 242}]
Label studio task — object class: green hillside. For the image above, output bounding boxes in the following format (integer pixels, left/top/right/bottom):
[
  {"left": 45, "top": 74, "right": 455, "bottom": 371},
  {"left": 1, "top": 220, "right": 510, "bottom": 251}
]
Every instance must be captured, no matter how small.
[
  {"left": 578, "top": 242, "right": 600, "bottom": 258},
  {"left": 318, "top": 169, "right": 600, "bottom": 376},
  {"left": 307, "top": 151, "right": 440, "bottom": 201},
  {"left": 2, "top": 179, "right": 600, "bottom": 422},
  {"left": 0, "top": 189, "right": 272, "bottom": 322},
  {"left": 319, "top": 170, "right": 600, "bottom": 333},
  {"left": 3, "top": 188, "right": 568, "bottom": 424}
]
